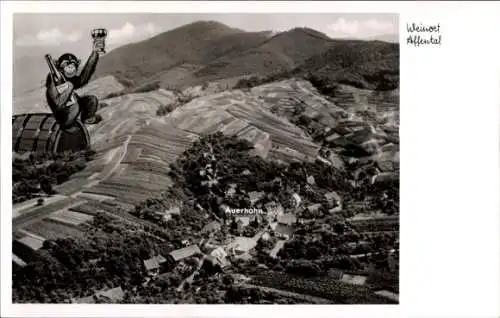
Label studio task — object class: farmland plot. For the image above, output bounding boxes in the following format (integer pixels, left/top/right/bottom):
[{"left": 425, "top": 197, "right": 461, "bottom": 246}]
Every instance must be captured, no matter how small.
[
  {"left": 69, "top": 202, "right": 101, "bottom": 216},
  {"left": 24, "top": 219, "right": 85, "bottom": 240},
  {"left": 48, "top": 210, "right": 94, "bottom": 226},
  {"left": 12, "top": 197, "right": 86, "bottom": 231}
]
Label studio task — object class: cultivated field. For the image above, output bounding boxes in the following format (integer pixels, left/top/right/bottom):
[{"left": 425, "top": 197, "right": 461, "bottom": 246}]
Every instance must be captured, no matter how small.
[{"left": 12, "top": 77, "right": 399, "bottom": 276}]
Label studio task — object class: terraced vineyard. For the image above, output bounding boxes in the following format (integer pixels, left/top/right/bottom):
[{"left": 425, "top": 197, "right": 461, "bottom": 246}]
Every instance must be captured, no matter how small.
[{"left": 11, "top": 77, "right": 399, "bottom": 285}]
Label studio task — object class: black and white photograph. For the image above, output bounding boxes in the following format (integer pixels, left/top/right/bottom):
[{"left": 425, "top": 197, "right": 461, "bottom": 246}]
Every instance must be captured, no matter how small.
[{"left": 10, "top": 11, "right": 399, "bottom": 305}]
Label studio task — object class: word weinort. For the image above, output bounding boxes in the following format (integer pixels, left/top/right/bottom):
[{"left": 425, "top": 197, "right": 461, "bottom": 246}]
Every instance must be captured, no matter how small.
[{"left": 406, "top": 22, "right": 441, "bottom": 33}]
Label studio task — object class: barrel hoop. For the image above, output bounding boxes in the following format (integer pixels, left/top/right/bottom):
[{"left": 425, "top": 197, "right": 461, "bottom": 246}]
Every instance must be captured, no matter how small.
[
  {"left": 50, "top": 121, "right": 61, "bottom": 154},
  {"left": 31, "top": 115, "right": 51, "bottom": 152},
  {"left": 13, "top": 115, "right": 32, "bottom": 152}
]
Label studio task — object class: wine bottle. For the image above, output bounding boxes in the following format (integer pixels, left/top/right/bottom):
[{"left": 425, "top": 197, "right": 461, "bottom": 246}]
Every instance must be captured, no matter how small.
[{"left": 45, "top": 54, "right": 77, "bottom": 106}]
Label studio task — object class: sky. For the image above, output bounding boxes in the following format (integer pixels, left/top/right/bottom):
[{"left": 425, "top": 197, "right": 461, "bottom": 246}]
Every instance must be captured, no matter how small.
[{"left": 13, "top": 13, "right": 399, "bottom": 58}]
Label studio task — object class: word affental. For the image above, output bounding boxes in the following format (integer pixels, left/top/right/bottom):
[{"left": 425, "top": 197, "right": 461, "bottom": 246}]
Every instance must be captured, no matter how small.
[{"left": 407, "top": 34, "right": 442, "bottom": 47}]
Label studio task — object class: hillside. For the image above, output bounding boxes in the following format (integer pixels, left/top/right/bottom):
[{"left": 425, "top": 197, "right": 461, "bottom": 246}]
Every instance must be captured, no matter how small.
[
  {"left": 12, "top": 76, "right": 399, "bottom": 304},
  {"left": 192, "top": 28, "right": 333, "bottom": 82},
  {"left": 94, "top": 21, "right": 271, "bottom": 87},
  {"left": 294, "top": 40, "right": 399, "bottom": 90},
  {"left": 92, "top": 21, "right": 398, "bottom": 91}
]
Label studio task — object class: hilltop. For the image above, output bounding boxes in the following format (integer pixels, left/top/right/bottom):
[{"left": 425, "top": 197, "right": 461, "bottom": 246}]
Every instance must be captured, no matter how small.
[{"left": 94, "top": 21, "right": 271, "bottom": 87}]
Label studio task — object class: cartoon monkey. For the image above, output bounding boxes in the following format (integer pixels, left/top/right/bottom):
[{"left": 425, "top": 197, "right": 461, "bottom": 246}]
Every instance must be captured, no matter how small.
[{"left": 45, "top": 34, "right": 105, "bottom": 133}]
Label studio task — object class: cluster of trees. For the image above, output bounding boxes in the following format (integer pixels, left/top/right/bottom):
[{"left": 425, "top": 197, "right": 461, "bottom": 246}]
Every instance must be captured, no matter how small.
[
  {"left": 345, "top": 178, "right": 399, "bottom": 216},
  {"left": 251, "top": 270, "right": 395, "bottom": 304},
  {"left": 163, "top": 133, "right": 358, "bottom": 220},
  {"left": 12, "top": 150, "right": 96, "bottom": 203},
  {"left": 224, "top": 285, "right": 297, "bottom": 304},
  {"left": 233, "top": 71, "right": 295, "bottom": 90},
  {"left": 156, "top": 103, "right": 176, "bottom": 116},
  {"left": 104, "top": 81, "right": 161, "bottom": 99},
  {"left": 155, "top": 90, "right": 195, "bottom": 117},
  {"left": 128, "top": 132, "right": 398, "bottom": 302},
  {"left": 12, "top": 213, "right": 174, "bottom": 303},
  {"left": 232, "top": 46, "right": 399, "bottom": 93},
  {"left": 134, "top": 130, "right": 396, "bottom": 230}
]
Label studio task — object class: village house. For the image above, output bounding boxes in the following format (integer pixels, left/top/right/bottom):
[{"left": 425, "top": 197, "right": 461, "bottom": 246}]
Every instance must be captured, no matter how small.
[
  {"left": 275, "top": 213, "right": 297, "bottom": 239},
  {"left": 231, "top": 273, "right": 251, "bottom": 284},
  {"left": 248, "top": 191, "right": 265, "bottom": 206},
  {"left": 329, "top": 206, "right": 343, "bottom": 214},
  {"left": 306, "top": 175, "right": 315, "bottom": 186},
  {"left": 156, "top": 206, "right": 181, "bottom": 222},
  {"left": 226, "top": 236, "right": 257, "bottom": 257},
  {"left": 202, "top": 220, "right": 221, "bottom": 234},
  {"left": 208, "top": 246, "right": 231, "bottom": 268},
  {"left": 225, "top": 183, "right": 237, "bottom": 197},
  {"left": 143, "top": 255, "right": 167, "bottom": 276},
  {"left": 274, "top": 224, "right": 293, "bottom": 239},
  {"left": 277, "top": 213, "right": 296, "bottom": 226},
  {"left": 234, "top": 216, "right": 251, "bottom": 232},
  {"left": 341, "top": 274, "right": 367, "bottom": 286},
  {"left": 265, "top": 201, "right": 284, "bottom": 215},
  {"left": 260, "top": 232, "right": 271, "bottom": 241},
  {"left": 12, "top": 254, "right": 27, "bottom": 268},
  {"left": 374, "top": 290, "right": 399, "bottom": 303},
  {"left": 324, "top": 191, "right": 341, "bottom": 209},
  {"left": 291, "top": 193, "right": 301, "bottom": 208},
  {"left": 95, "top": 286, "right": 125, "bottom": 303},
  {"left": 72, "top": 285, "right": 125, "bottom": 304},
  {"left": 169, "top": 245, "right": 202, "bottom": 263},
  {"left": 306, "top": 203, "right": 322, "bottom": 214}
]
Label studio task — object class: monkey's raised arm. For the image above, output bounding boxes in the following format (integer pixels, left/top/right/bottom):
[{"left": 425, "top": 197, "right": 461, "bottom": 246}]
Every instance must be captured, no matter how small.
[{"left": 77, "top": 51, "right": 99, "bottom": 88}]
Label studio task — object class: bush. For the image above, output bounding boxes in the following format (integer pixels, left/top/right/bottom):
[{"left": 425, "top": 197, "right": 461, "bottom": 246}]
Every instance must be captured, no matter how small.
[
  {"left": 132, "top": 81, "right": 161, "bottom": 93},
  {"left": 12, "top": 150, "right": 96, "bottom": 204},
  {"left": 156, "top": 104, "right": 176, "bottom": 116},
  {"left": 104, "top": 81, "right": 161, "bottom": 100}
]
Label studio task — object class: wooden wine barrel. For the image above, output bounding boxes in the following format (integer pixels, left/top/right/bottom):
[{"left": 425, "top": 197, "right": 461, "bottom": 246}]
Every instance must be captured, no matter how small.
[{"left": 12, "top": 113, "right": 90, "bottom": 154}]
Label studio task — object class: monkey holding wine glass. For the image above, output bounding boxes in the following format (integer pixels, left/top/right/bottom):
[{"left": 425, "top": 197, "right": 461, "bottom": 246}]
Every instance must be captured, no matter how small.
[{"left": 45, "top": 28, "right": 107, "bottom": 133}]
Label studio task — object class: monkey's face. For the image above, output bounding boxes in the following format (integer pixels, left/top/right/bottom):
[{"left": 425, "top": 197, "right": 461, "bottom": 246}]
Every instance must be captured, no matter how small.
[{"left": 60, "top": 61, "right": 77, "bottom": 78}]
